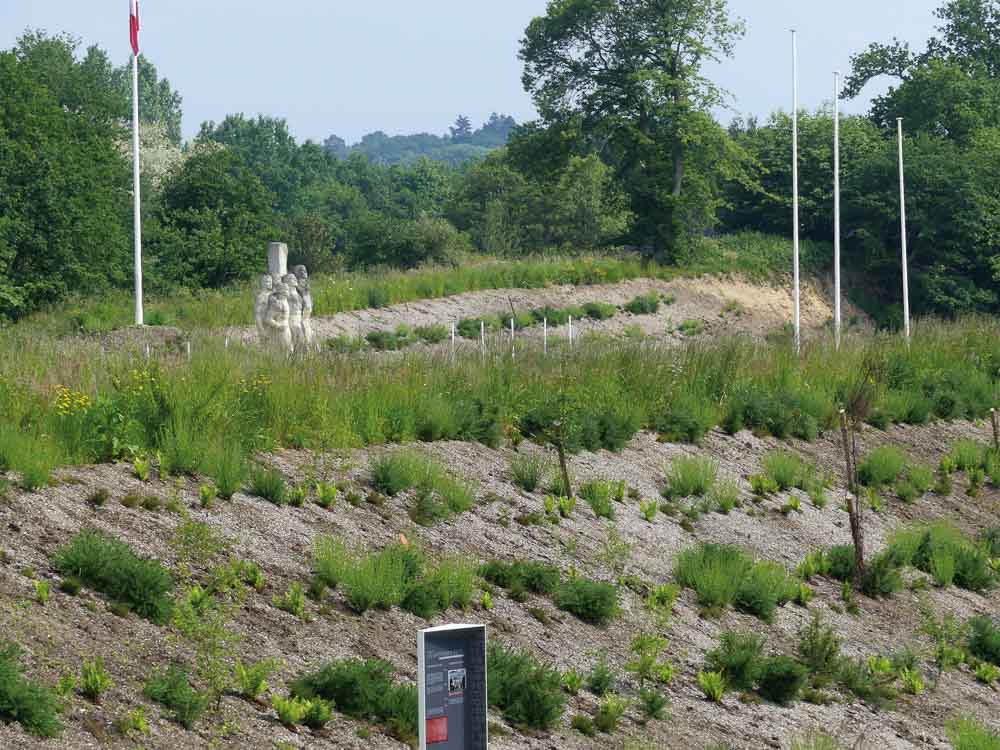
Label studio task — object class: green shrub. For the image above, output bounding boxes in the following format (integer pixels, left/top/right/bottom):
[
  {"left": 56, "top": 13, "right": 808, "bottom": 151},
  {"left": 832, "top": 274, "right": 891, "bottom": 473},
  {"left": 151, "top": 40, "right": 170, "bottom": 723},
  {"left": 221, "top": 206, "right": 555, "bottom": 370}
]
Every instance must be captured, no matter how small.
[
  {"left": 638, "top": 687, "right": 668, "bottom": 720},
  {"left": 234, "top": 659, "right": 278, "bottom": 699},
  {"left": 292, "top": 658, "right": 417, "bottom": 742},
  {"left": 709, "top": 478, "right": 739, "bottom": 514},
  {"left": 652, "top": 390, "right": 718, "bottom": 445},
  {"left": 203, "top": 441, "right": 246, "bottom": 500},
  {"left": 664, "top": 456, "right": 718, "bottom": 499},
  {"left": 698, "top": 670, "right": 727, "bottom": 703},
  {"left": 587, "top": 657, "right": 614, "bottom": 696},
  {"left": 762, "top": 450, "right": 806, "bottom": 491},
  {"left": 675, "top": 543, "right": 750, "bottom": 612},
  {"left": 888, "top": 523, "right": 995, "bottom": 593},
  {"left": 273, "top": 583, "right": 307, "bottom": 619},
  {"left": 583, "top": 302, "right": 617, "bottom": 320},
  {"left": 756, "top": 656, "right": 807, "bottom": 705},
  {"left": 143, "top": 666, "right": 211, "bottom": 729},
  {"left": 968, "top": 616, "right": 1000, "bottom": 666},
  {"left": 555, "top": 578, "right": 618, "bottom": 625},
  {"left": 824, "top": 545, "right": 857, "bottom": 582},
  {"left": 53, "top": 531, "right": 173, "bottom": 623},
  {"left": 859, "top": 552, "right": 903, "bottom": 598},
  {"left": 679, "top": 319, "right": 704, "bottom": 336},
  {"left": 272, "top": 694, "right": 308, "bottom": 727},
  {"left": 593, "top": 695, "right": 628, "bottom": 732},
  {"left": 415, "top": 324, "right": 449, "bottom": 344},
  {"left": 0, "top": 643, "right": 63, "bottom": 737},
  {"left": 80, "top": 657, "right": 113, "bottom": 701},
  {"left": 835, "top": 658, "right": 897, "bottom": 708},
  {"left": 571, "top": 713, "right": 596, "bottom": 736},
  {"left": 950, "top": 440, "right": 987, "bottom": 472},
  {"left": 734, "top": 561, "right": 796, "bottom": 622},
  {"left": 857, "top": 446, "right": 907, "bottom": 488},
  {"left": 705, "top": 632, "right": 765, "bottom": 690},
  {"left": 946, "top": 716, "right": 1000, "bottom": 750},
  {"left": 371, "top": 450, "right": 475, "bottom": 525},
  {"left": 478, "top": 560, "right": 561, "bottom": 596},
  {"left": 624, "top": 293, "right": 660, "bottom": 315},
  {"left": 248, "top": 465, "right": 286, "bottom": 505},
  {"left": 579, "top": 480, "right": 616, "bottom": 519},
  {"left": 797, "top": 614, "right": 841, "bottom": 680},
  {"left": 510, "top": 453, "right": 547, "bottom": 493},
  {"left": 486, "top": 643, "right": 566, "bottom": 730}
]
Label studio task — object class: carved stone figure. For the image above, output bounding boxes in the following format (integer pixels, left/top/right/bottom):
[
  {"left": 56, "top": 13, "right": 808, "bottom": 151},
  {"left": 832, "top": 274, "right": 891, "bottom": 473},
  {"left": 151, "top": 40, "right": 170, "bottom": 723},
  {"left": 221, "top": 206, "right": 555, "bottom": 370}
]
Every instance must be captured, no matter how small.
[
  {"left": 265, "top": 282, "right": 292, "bottom": 352},
  {"left": 254, "top": 275, "right": 273, "bottom": 340},
  {"left": 283, "top": 274, "right": 305, "bottom": 352},
  {"left": 292, "top": 265, "right": 315, "bottom": 350}
]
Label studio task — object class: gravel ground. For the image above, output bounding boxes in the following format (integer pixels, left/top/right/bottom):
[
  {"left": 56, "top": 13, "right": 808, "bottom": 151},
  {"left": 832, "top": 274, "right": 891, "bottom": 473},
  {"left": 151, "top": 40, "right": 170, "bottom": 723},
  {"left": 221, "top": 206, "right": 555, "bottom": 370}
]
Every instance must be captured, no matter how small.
[{"left": 1, "top": 415, "right": 997, "bottom": 750}]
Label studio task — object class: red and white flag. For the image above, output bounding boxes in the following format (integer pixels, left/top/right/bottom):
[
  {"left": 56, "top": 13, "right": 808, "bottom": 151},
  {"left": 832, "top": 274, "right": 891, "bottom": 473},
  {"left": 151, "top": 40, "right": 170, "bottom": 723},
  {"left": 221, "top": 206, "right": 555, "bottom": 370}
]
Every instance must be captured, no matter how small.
[{"left": 130, "top": 0, "right": 140, "bottom": 56}]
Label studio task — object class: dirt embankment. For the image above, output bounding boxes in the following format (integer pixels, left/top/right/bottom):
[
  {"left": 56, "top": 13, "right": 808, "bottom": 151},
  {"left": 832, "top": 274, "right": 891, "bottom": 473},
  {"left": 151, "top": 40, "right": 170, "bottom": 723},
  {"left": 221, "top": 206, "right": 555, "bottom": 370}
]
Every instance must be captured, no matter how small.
[
  {"left": 230, "top": 275, "right": 862, "bottom": 348},
  {"left": 1, "top": 416, "right": 997, "bottom": 750}
]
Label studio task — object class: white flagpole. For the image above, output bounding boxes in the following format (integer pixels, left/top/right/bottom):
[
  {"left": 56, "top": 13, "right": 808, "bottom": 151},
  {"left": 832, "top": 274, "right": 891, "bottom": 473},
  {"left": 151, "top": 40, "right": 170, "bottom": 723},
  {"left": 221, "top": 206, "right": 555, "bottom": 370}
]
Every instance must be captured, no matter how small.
[
  {"left": 131, "top": 37, "right": 143, "bottom": 326},
  {"left": 897, "top": 118, "right": 910, "bottom": 341},
  {"left": 833, "top": 70, "right": 842, "bottom": 350},
  {"left": 792, "top": 29, "right": 801, "bottom": 354}
]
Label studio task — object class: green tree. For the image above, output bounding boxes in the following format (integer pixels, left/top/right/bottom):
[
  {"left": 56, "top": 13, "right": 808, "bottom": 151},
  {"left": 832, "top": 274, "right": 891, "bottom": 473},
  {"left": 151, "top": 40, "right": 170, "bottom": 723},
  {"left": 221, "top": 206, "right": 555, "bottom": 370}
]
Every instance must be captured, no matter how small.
[
  {"left": 550, "top": 155, "right": 632, "bottom": 248},
  {"left": 149, "top": 149, "right": 277, "bottom": 288},
  {"left": 520, "top": 0, "right": 745, "bottom": 249},
  {"left": 111, "top": 55, "right": 184, "bottom": 145},
  {"left": 450, "top": 115, "right": 473, "bottom": 143},
  {"left": 0, "top": 34, "right": 131, "bottom": 320}
]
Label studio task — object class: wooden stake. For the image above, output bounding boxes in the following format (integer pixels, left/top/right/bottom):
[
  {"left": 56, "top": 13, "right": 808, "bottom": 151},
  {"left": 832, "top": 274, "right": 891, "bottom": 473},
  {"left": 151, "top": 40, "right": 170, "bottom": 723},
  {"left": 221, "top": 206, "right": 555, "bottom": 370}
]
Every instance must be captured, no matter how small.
[{"left": 839, "top": 409, "right": 865, "bottom": 582}]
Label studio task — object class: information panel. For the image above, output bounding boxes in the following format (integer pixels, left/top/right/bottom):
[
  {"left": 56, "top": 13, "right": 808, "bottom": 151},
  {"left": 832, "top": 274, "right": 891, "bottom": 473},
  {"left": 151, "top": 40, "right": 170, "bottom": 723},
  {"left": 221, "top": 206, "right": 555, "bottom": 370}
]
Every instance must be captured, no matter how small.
[{"left": 418, "top": 624, "right": 487, "bottom": 750}]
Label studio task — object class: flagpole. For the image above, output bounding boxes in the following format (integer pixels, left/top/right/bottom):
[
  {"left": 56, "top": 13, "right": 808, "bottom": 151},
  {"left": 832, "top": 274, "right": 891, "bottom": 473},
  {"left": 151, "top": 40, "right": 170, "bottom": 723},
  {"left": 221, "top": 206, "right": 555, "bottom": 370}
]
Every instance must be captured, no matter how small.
[
  {"left": 833, "top": 70, "right": 842, "bottom": 350},
  {"left": 897, "top": 117, "right": 910, "bottom": 342},
  {"left": 792, "top": 29, "right": 801, "bottom": 355},
  {"left": 132, "top": 47, "right": 143, "bottom": 326}
]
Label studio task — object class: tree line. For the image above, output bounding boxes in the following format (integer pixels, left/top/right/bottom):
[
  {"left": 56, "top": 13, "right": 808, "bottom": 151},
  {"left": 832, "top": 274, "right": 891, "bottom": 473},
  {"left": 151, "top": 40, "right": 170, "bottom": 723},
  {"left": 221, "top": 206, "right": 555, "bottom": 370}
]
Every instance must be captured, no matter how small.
[{"left": 1, "top": 0, "right": 999, "bottom": 325}]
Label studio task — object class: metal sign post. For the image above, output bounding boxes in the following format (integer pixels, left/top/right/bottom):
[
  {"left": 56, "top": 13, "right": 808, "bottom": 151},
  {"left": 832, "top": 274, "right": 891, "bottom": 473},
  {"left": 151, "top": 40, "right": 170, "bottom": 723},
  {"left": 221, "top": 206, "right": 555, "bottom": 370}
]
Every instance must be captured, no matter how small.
[{"left": 418, "top": 624, "right": 487, "bottom": 750}]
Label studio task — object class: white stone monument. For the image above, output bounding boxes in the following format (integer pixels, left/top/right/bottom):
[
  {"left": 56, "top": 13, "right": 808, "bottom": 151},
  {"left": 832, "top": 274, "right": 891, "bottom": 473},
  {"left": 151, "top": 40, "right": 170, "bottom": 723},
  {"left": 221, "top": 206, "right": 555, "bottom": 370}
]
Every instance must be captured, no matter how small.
[{"left": 268, "top": 242, "right": 288, "bottom": 281}]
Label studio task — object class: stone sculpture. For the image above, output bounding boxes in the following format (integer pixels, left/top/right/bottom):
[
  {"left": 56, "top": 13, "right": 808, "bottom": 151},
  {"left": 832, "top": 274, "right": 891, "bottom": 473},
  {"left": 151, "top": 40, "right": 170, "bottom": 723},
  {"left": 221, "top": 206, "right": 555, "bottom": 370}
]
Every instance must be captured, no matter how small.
[
  {"left": 283, "top": 274, "right": 305, "bottom": 352},
  {"left": 264, "top": 281, "right": 292, "bottom": 352},
  {"left": 254, "top": 275, "right": 273, "bottom": 339},
  {"left": 256, "top": 243, "right": 314, "bottom": 354},
  {"left": 293, "top": 265, "right": 315, "bottom": 350}
]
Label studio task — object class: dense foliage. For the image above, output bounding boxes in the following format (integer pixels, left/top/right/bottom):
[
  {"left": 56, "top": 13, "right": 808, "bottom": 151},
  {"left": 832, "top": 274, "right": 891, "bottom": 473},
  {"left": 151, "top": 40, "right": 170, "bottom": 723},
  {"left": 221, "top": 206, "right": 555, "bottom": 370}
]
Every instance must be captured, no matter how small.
[{"left": 3, "top": 0, "right": 1000, "bottom": 324}]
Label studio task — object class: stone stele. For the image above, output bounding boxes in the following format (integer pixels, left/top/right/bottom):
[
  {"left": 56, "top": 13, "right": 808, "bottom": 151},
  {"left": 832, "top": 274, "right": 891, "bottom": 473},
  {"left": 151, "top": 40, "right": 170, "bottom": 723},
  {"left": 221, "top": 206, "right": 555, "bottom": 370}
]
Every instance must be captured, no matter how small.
[{"left": 268, "top": 242, "right": 288, "bottom": 280}]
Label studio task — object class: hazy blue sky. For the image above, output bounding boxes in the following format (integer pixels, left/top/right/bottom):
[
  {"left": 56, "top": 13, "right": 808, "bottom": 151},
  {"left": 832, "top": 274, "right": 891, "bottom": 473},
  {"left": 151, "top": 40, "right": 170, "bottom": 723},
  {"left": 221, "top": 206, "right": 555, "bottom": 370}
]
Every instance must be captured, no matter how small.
[{"left": 1, "top": 1, "right": 941, "bottom": 143}]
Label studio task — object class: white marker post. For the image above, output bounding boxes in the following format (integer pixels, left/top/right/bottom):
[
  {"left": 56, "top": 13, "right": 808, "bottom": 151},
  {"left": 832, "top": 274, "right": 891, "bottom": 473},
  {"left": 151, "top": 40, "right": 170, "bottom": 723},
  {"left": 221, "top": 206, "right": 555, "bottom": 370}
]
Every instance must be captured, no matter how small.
[
  {"left": 568, "top": 315, "right": 574, "bottom": 348},
  {"left": 792, "top": 29, "right": 801, "bottom": 355},
  {"left": 450, "top": 322, "right": 456, "bottom": 361},
  {"left": 897, "top": 118, "right": 911, "bottom": 342},
  {"left": 833, "top": 70, "right": 842, "bottom": 350},
  {"left": 480, "top": 320, "right": 486, "bottom": 361},
  {"left": 510, "top": 318, "right": 515, "bottom": 360},
  {"left": 543, "top": 317, "right": 548, "bottom": 355}
]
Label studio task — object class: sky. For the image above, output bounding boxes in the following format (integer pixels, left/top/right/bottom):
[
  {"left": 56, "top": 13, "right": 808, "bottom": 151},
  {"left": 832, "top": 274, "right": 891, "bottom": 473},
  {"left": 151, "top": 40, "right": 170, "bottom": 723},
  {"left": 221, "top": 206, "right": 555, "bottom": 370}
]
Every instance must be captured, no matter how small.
[{"left": 0, "top": 0, "right": 942, "bottom": 144}]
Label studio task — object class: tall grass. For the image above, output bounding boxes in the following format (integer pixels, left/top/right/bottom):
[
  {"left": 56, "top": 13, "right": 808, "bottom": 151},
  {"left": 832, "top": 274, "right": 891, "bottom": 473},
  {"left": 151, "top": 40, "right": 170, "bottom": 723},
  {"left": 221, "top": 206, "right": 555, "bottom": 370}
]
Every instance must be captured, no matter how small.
[
  {"left": 370, "top": 450, "right": 476, "bottom": 525},
  {"left": 0, "top": 644, "right": 63, "bottom": 738},
  {"left": 1, "top": 318, "right": 998, "bottom": 486}
]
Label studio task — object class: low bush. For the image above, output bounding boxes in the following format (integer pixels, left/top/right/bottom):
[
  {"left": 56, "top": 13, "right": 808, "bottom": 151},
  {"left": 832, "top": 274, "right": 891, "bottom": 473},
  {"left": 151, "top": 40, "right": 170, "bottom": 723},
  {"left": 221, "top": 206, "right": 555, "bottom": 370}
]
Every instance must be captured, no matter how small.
[
  {"left": 583, "top": 302, "right": 617, "bottom": 320},
  {"left": 571, "top": 713, "right": 596, "bottom": 736},
  {"left": 946, "top": 715, "right": 1000, "bottom": 750},
  {"left": 313, "top": 537, "right": 472, "bottom": 618},
  {"left": 234, "top": 659, "right": 278, "bottom": 699},
  {"left": 756, "top": 656, "right": 808, "bottom": 705},
  {"left": 587, "top": 657, "right": 614, "bottom": 696},
  {"left": 292, "top": 658, "right": 417, "bottom": 742},
  {"left": 80, "top": 658, "right": 113, "bottom": 701},
  {"left": 639, "top": 686, "right": 668, "bottom": 720},
  {"left": 675, "top": 543, "right": 794, "bottom": 621},
  {"left": 824, "top": 545, "right": 857, "bottom": 582},
  {"left": 857, "top": 446, "right": 907, "bottom": 488},
  {"left": 624, "top": 293, "right": 660, "bottom": 315},
  {"left": 510, "top": 453, "right": 547, "bottom": 493},
  {"left": 371, "top": 450, "right": 475, "bottom": 525},
  {"left": 887, "top": 523, "right": 995, "bottom": 593},
  {"left": 705, "top": 632, "right": 765, "bottom": 690},
  {"left": 53, "top": 531, "right": 173, "bottom": 623},
  {"left": 0, "top": 643, "right": 63, "bottom": 737},
  {"left": 487, "top": 643, "right": 566, "bottom": 730},
  {"left": 663, "top": 456, "right": 718, "bottom": 499},
  {"left": 479, "top": 560, "right": 561, "bottom": 597},
  {"left": 835, "top": 658, "right": 897, "bottom": 708},
  {"left": 143, "top": 666, "right": 211, "bottom": 729},
  {"left": 797, "top": 614, "right": 841, "bottom": 681},
  {"left": 968, "top": 616, "right": 1000, "bottom": 666},
  {"left": 698, "top": 670, "right": 727, "bottom": 703},
  {"left": 949, "top": 440, "right": 988, "bottom": 472},
  {"left": 709, "top": 478, "right": 740, "bottom": 514},
  {"left": 579, "top": 480, "right": 616, "bottom": 519},
  {"left": 593, "top": 695, "right": 628, "bottom": 732},
  {"left": 762, "top": 450, "right": 806, "bottom": 491},
  {"left": 248, "top": 465, "right": 287, "bottom": 505},
  {"left": 415, "top": 324, "right": 449, "bottom": 344},
  {"left": 555, "top": 578, "right": 618, "bottom": 625}
]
